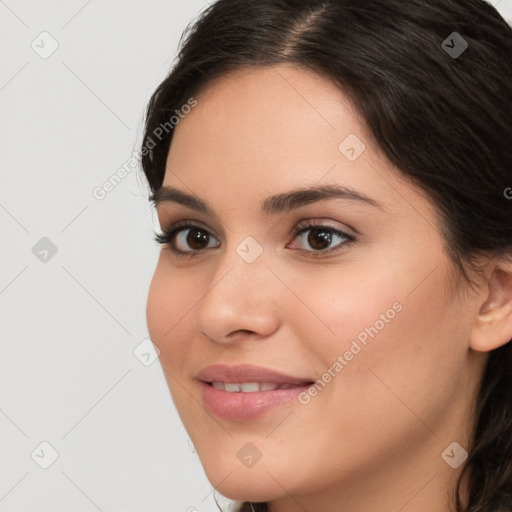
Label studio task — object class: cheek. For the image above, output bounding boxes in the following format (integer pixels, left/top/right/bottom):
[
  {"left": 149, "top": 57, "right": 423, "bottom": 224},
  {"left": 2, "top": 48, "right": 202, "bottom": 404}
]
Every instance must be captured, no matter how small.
[
  {"left": 344, "top": 280, "right": 463, "bottom": 431},
  {"left": 146, "top": 261, "right": 197, "bottom": 373},
  {"left": 282, "top": 266, "right": 405, "bottom": 367},
  {"left": 287, "top": 261, "right": 463, "bottom": 417}
]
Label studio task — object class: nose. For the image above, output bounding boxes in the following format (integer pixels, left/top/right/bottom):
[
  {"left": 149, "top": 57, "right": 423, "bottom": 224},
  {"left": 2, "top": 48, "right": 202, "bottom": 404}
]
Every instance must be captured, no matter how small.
[{"left": 194, "top": 243, "right": 281, "bottom": 345}]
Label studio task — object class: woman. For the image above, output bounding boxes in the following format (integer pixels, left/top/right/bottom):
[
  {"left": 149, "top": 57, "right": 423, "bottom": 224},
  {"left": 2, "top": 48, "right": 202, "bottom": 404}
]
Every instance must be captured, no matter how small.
[{"left": 139, "top": 1, "right": 512, "bottom": 511}]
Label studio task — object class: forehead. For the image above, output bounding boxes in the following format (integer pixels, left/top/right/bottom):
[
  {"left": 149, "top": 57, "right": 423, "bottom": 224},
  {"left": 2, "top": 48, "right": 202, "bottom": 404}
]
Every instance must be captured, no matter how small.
[
  {"left": 161, "top": 63, "right": 435, "bottom": 231},
  {"left": 177, "top": 63, "right": 364, "bottom": 143},
  {"left": 165, "top": 64, "right": 372, "bottom": 185}
]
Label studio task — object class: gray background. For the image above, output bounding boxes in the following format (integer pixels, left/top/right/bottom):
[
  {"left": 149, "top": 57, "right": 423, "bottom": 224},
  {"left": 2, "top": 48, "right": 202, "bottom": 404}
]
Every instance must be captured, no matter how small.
[{"left": 1, "top": 1, "right": 511, "bottom": 511}]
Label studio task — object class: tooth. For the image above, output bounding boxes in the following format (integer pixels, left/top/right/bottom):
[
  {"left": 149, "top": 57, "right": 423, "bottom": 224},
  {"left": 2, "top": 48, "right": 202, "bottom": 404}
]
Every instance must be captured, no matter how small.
[
  {"left": 211, "top": 382, "right": 293, "bottom": 392},
  {"left": 278, "top": 383, "right": 302, "bottom": 390},
  {"left": 240, "top": 382, "right": 260, "bottom": 392},
  {"left": 260, "top": 382, "right": 279, "bottom": 391}
]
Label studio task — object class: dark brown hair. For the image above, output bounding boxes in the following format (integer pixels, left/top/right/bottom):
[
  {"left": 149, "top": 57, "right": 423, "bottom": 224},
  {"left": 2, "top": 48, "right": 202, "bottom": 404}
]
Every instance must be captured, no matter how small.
[{"left": 139, "top": 1, "right": 512, "bottom": 510}]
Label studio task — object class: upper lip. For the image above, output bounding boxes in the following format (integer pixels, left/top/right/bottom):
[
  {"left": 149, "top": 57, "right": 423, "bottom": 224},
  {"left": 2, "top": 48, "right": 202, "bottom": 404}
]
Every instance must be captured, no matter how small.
[{"left": 196, "top": 364, "right": 314, "bottom": 385}]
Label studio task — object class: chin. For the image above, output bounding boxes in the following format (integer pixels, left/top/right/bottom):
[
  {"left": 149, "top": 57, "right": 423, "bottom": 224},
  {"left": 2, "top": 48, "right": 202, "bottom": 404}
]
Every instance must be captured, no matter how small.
[
  {"left": 201, "top": 461, "right": 285, "bottom": 503},
  {"left": 209, "top": 479, "right": 278, "bottom": 504}
]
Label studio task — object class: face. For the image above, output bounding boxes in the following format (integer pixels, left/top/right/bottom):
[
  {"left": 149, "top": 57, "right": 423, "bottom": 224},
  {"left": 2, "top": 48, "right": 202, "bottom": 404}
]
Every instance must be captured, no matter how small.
[{"left": 146, "top": 64, "right": 485, "bottom": 508}]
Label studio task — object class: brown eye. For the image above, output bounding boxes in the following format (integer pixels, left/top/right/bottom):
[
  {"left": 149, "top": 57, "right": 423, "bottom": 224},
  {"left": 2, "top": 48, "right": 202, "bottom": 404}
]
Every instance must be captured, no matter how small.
[
  {"left": 155, "top": 221, "right": 355, "bottom": 258},
  {"left": 154, "top": 222, "right": 221, "bottom": 256},
  {"left": 289, "top": 223, "right": 355, "bottom": 255},
  {"left": 185, "top": 228, "right": 210, "bottom": 250},
  {"left": 306, "top": 228, "right": 333, "bottom": 250},
  {"left": 174, "top": 227, "right": 219, "bottom": 253}
]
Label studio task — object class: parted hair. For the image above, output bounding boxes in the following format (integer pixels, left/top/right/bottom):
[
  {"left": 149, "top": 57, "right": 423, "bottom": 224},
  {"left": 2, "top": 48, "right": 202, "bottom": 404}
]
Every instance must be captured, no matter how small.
[{"left": 140, "top": 1, "right": 512, "bottom": 510}]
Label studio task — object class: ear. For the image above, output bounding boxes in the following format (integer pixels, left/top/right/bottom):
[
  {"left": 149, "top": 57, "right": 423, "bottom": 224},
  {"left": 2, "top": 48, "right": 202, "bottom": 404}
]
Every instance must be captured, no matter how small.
[{"left": 470, "top": 259, "right": 512, "bottom": 353}]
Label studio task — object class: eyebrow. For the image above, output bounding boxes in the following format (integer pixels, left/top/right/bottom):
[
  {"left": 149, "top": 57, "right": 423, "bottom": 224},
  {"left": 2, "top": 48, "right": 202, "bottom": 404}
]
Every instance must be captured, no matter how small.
[{"left": 150, "top": 184, "right": 383, "bottom": 216}]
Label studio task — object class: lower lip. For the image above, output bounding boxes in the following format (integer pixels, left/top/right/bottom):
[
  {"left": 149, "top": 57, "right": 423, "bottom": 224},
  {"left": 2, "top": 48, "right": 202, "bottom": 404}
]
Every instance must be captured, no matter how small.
[{"left": 199, "top": 381, "right": 310, "bottom": 421}]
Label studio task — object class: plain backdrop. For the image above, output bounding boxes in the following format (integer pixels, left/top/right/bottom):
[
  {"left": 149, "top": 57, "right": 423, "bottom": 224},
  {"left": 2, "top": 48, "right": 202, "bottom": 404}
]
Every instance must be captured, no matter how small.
[{"left": 1, "top": 1, "right": 512, "bottom": 511}]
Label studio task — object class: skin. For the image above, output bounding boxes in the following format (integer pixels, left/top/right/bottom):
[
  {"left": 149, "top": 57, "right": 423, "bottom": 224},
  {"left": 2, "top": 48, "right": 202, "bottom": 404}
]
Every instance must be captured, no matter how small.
[{"left": 146, "top": 64, "right": 512, "bottom": 512}]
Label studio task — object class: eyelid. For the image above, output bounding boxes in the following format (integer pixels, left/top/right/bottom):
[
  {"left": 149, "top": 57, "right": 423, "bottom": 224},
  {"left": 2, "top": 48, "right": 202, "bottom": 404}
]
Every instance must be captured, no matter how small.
[
  {"left": 154, "top": 220, "right": 221, "bottom": 252},
  {"left": 155, "top": 218, "right": 356, "bottom": 258},
  {"left": 159, "top": 217, "right": 222, "bottom": 239},
  {"left": 287, "top": 221, "right": 355, "bottom": 256},
  {"left": 291, "top": 218, "right": 356, "bottom": 237},
  {"left": 160, "top": 217, "right": 355, "bottom": 240}
]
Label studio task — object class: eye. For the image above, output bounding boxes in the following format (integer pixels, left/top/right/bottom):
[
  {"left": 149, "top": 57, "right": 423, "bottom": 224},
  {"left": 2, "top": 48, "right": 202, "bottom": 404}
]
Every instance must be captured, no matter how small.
[
  {"left": 287, "top": 222, "right": 355, "bottom": 256},
  {"left": 154, "top": 220, "right": 355, "bottom": 258},
  {"left": 154, "top": 221, "right": 220, "bottom": 257}
]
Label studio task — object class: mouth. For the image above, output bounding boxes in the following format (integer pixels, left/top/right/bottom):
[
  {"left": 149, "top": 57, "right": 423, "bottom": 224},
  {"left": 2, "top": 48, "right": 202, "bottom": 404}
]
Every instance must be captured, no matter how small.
[
  {"left": 196, "top": 363, "right": 315, "bottom": 387},
  {"left": 206, "top": 381, "right": 313, "bottom": 392},
  {"left": 196, "top": 364, "right": 316, "bottom": 421}
]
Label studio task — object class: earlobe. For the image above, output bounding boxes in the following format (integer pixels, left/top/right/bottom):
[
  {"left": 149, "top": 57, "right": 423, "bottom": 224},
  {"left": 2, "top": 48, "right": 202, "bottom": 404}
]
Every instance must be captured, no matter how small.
[{"left": 470, "top": 266, "right": 512, "bottom": 353}]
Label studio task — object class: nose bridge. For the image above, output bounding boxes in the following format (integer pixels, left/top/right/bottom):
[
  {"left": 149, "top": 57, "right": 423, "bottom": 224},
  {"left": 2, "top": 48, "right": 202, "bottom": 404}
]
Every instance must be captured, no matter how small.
[
  {"left": 194, "top": 235, "right": 280, "bottom": 342},
  {"left": 210, "top": 233, "right": 270, "bottom": 295}
]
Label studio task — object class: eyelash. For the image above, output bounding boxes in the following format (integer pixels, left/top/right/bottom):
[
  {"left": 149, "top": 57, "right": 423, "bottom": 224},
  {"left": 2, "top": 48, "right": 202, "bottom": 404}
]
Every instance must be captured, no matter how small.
[{"left": 153, "top": 221, "right": 356, "bottom": 258}]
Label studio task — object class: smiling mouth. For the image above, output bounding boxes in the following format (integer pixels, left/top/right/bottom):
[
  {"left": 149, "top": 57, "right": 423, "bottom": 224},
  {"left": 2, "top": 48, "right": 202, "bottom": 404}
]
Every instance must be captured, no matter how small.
[
  {"left": 207, "top": 381, "right": 314, "bottom": 392},
  {"left": 199, "top": 372, "right": 316, "bottom": 420}
]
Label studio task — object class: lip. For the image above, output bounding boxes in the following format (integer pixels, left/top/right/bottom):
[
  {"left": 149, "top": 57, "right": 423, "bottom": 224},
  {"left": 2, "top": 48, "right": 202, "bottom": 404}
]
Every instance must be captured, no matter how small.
[
  {"left": 196, "top": 364, "right": 313, "bottom": 385},
  {"left": 196, "top": 364, "right": 315, "bottom": 421}
]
